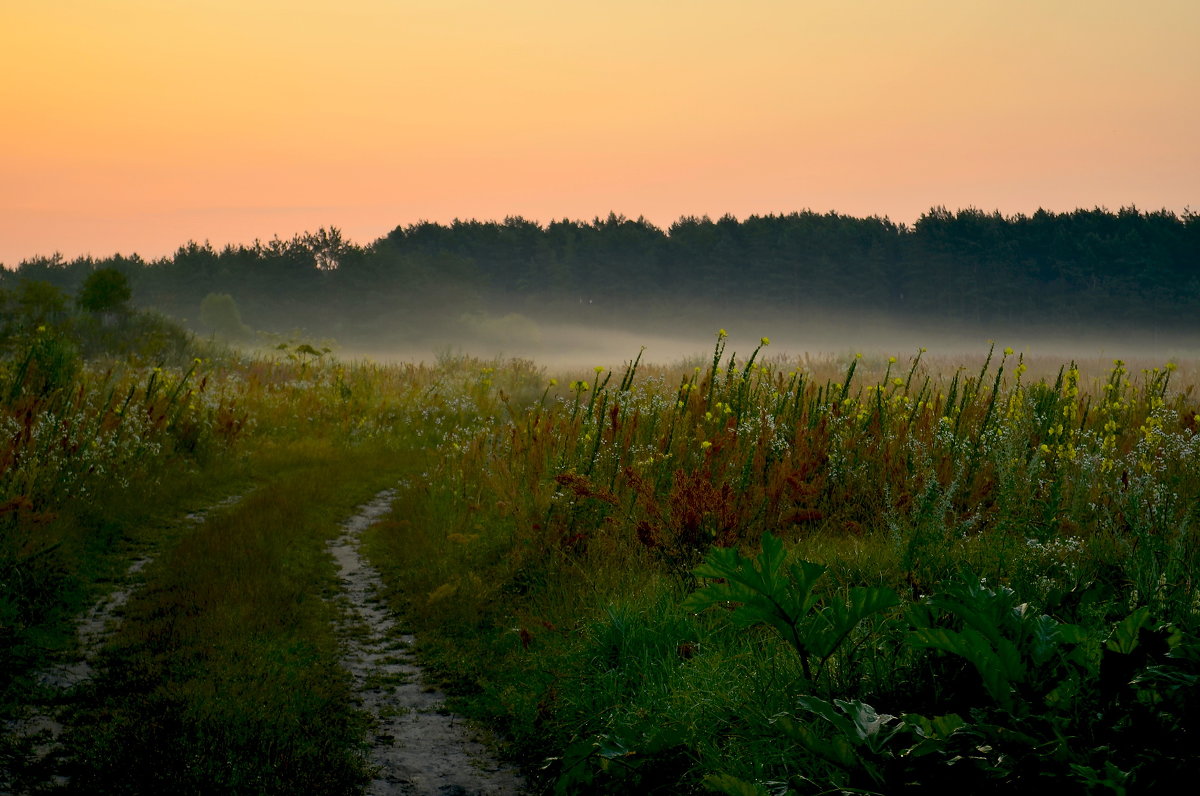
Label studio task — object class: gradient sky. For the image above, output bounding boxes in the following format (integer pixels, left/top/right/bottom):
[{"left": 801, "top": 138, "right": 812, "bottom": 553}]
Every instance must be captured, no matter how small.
[{"left": 2, "top": 0, "right": 1197, "bottom": 266}]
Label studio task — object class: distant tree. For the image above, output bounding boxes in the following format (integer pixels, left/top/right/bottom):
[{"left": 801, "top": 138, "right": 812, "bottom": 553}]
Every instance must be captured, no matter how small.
[
  {"left": 199, "top": 292, "right": 253, "bottom": 340},
  {"left": 16, "top": 279, "right": 69, "bottom": 327},
  {"left": 0, "top": 286, "right": 13, "bottom": 342},
  {"left": 300, "top": 227, "right": 353, "bottom": 271},
  {"left": 77, "top": 268, "right": 132, "bottom": 313}
]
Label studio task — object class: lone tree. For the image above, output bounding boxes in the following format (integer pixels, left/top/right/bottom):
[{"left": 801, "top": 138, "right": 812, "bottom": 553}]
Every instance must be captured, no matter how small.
[
  {"left": 199, "top": 292, "right": 253, "bottom": 340},
  {"left": 77, "top": 268, "right": 132, "bottom": 314},
  {"left": 16, "top": 279, "right": 69, "bottom": 326}
]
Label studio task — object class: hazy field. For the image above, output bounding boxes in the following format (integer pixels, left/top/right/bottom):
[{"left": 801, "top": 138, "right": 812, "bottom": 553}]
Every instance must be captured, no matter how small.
[{"left": 3, "top": 313, "right": 1199, "bottom": 793}]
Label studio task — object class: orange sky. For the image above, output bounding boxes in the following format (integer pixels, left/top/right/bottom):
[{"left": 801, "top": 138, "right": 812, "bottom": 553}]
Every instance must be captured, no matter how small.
[{"left": 2, "top": 0, "right": 1197, "bottom": 267}]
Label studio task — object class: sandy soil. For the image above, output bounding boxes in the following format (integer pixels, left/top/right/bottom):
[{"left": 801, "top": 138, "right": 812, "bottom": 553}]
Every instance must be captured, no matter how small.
[{"left": 328, "top": 490, "right": 526, "bottom": 796}]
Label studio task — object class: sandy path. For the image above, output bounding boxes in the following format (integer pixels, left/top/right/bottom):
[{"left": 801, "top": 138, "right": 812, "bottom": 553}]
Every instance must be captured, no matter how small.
[{"left": 329, "top": 490, "right": 526, "bottom": 796}]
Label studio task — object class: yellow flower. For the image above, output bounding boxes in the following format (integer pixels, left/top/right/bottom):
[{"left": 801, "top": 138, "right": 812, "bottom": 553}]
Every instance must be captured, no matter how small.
[
  {"left": 594, "top": 365, "right": 604, "bottom": 374},
  {"left": 760, "top": 337, "right": 770, "bottom": 346},
  {"left": 700, "top": 440, "right": 712, "bottom": 449},
  {"left": 549, "top": 378, "right": 558, "bottom": 386},
  {"left": 717, "top": 329, "right": 728, "bottom": 339},
  {"left": 1003, "top": 347, "right": 1013, "bottom": 356},
  {"left": 888, "top": 356, "right": 896, "bottom": 364}
]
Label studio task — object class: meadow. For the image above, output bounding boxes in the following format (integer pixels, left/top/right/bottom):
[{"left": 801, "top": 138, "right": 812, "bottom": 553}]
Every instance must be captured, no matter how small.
[{"left": 2, "top": 307, "right": 1198, "bottom": 794}]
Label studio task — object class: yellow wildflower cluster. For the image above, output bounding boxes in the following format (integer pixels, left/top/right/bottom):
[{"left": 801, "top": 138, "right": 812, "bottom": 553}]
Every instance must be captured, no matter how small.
[
  {"left": 1005, "top": 354, "right": 1028, "bottom": 422},
  {"left": 703, "top": 402, "right": 735, "bottom": 423},
  {"left": 1047, "top": 365, "right": 1081, "bottom": 461},
  {"left": 1094, "top": 359, "right": 1133, "bottom": 473}
]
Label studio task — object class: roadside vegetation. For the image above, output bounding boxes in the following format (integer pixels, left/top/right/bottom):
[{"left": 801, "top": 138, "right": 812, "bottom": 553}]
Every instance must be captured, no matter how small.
[
  {"left": 366, "top": 335, "right": 1200, "bottom": 794},
  {"left": 3, "top": 271, "right": 1198, "bottom": 793}
]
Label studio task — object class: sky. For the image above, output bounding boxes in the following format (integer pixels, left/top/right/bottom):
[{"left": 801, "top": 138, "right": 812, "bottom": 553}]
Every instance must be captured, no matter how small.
[{"left": 2, "top": 0, "right": 1198, "bottom": 267}]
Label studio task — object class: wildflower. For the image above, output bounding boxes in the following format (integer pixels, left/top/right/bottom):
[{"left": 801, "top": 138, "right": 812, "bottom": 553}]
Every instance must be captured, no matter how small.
[
  {"left": 1166, "top": 362, "right": 1178, "bottom": 372},
  {"left": 888, "top": 356, "right": 896, "bottom": 364},
  {"left": 549, "top": 378, "right": 558, "bottom": 386},
  {"left": 1004, "top": 347, "right": 1013, "bottom": 356},
  {"left": 855, "top": 352, "right": 863, "bottom": 359},
  {"left": 760, "top": 337, "right": 770, "bottom": 346},
  {"left": 700, "top": 440, "right": 712, "bottom": 449},
  {"left": 717, "top": 329, "right": 728, "bottom": 339},
  {"left": 594, "top": 365, "right": 604, "bottom": 374}
]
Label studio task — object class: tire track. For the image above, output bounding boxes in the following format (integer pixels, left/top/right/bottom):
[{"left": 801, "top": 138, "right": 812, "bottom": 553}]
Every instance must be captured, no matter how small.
[
  {"left": 1, "top": 493, "right": 245, "bottom": 793},
  {"left": 329, "top": 490, "right": 525, "bottom": 796}
]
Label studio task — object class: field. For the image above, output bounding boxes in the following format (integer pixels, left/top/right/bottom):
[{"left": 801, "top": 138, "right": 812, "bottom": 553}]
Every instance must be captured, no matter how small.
[{"left": 3, "top": 317, "right": 1199, "bottom": 794}]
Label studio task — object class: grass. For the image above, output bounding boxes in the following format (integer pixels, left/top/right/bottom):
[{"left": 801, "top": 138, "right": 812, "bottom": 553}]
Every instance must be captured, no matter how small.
[
  {"left": 3, "top": 319, "right": 1199, "bottom": 794},
  {"left": 56, "top": 439, "right": 411, "bottom": 795},
  {"left": 360, "top": 338, "right": 1200, "bottom": 793}
]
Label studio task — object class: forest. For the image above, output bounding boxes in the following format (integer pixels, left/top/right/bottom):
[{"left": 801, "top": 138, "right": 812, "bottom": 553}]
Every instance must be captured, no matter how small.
[{"left": 3, "top": 207, "right": 1198, "bottom": 349}]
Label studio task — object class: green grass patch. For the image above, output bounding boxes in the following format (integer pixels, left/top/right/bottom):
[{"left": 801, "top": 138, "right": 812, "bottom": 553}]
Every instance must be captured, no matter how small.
[{"left": 54, "top": 440, "right": 409, "bottom": 795}]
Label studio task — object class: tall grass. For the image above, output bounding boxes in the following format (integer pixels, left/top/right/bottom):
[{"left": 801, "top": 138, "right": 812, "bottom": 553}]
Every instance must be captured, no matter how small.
[
  {"left": 5, "top": 322, "right": 1198, "bottom": 792},
  {"left": 366, "top": 336, "right": 1200, "bottom": 793}
]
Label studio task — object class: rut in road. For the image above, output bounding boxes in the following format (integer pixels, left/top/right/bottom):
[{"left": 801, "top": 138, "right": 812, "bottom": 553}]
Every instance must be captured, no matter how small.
[
  {"left": 329, "top": 490, "right": 525, "bottom": 796},
  {"left": 2, "top": 493, "right": 246, "bottom": 793}
]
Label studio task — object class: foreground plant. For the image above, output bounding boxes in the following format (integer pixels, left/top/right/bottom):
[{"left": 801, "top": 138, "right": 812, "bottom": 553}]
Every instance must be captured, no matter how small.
[{"left": 682, "top": 533, "right": 899, "bottom": 691}]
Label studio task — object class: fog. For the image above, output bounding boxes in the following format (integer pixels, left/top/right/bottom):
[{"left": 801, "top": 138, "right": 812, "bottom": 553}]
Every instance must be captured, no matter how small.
[{"left": 333, "top": 305, "right": 1200, "bottom": 385}]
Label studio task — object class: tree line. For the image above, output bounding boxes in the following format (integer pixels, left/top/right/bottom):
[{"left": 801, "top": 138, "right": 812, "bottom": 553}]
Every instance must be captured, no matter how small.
[{"left": 3, "top": 206, "right": 1198, "bottom": 343}]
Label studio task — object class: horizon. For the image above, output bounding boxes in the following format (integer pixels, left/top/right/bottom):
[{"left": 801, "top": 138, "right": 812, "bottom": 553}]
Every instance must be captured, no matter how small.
[
  {"left": 3, "top": 1, "right": 1197, "bottom": 267},
  {"left": 4, "top": 203, "right": 1193, "bottom": 268}
]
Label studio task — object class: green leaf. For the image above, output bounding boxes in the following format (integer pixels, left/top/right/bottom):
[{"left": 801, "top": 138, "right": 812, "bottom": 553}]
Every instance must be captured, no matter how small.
[
  {"left": 795, "top": 695, "right": 858, "bottom": 742},
  {"left": 777, "top": 714, "right": 859, "bottom": 769},
  {"left": 1106, "top": 606, "right": 1152, "bottom": 654},
  {"left": 835, "top": 699, "right": 897, "bottom": 744},
  {"left": 908, "top": 626, "right": 1024, "bottom": 707},
  {"left": 807, "top": 587, "right": 900, "bottom": 659},
  {"left": 900, "top": 712, "right": 966, "bottom": 758},
  {"left": 1029, "top": 613, "right": 1065, "bottom": 666},
  {"left": 683, "top": 534, "right": 828, "bottom": 660},
  {"left": 702, "top": 772, "right": 774, "bottom": 796}
]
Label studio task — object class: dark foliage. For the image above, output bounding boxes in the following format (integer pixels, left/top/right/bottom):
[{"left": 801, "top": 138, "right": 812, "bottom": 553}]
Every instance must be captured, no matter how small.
[{"left": 3, "top": 207, "right": 1196, "bottom": 342}]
